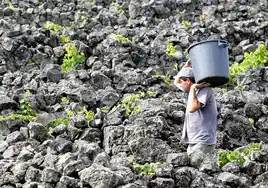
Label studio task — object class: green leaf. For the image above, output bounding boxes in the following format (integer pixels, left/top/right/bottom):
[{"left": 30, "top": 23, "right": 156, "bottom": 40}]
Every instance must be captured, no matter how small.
[{"left": 8, "top": 1, "right": 15, "bottom": 9}]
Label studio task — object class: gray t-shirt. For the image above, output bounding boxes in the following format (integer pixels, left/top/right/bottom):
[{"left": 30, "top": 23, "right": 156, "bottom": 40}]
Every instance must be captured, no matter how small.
[{"left": 182, "top": 87, "right": 217, "bottom": 145}]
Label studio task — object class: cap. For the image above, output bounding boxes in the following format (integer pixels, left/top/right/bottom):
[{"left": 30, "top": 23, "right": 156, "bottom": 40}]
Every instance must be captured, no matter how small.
[{"left": 173, "top": 67, "right": 194, "bottom": 79}]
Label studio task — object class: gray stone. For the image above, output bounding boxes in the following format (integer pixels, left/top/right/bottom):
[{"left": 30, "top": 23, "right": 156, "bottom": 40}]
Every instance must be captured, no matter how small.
[
  {"left": 93, "top": 152, "right": 111, "bottom": 167},
  {"left": 110, "top": 152, "right": 131, "bottom": 168},
  {"left": 0, "top": 161, "right": 14, "bottom": 177},
  {"left": 42, "top": 168, "right": 60, "bottom": 183},
  {"left": 31, "top": 152, "right": 44, "bottom": 166},
  {"left": 17, "top": 148, "right": 34, "bottom": 162},
  {"left": 244, "top": 103, "right": 262, "bottom": 119},
  {"left": 90, "top": 71, "right": 112, "bottom": 89},
  {"left": 53, "top": 46, "right": 65, "bottom": 57},
  {"left": 80, "top": 86, "right": 97, "bottom": 106},
  {"left": 0, "top": 172, "right": 19, "bottom": 186},
  {"left": 73, "top": 140, "right": 101, "bottom": 163},
  {"left": 53, "top": 124, "right": 67, "bottom": 135},
  {"left": 114, "top": 166, "right": 135, "bottom": 185},
  {"left": 11, "top": 162, "right": 30, "bottom": 180},
  {"left": 0, "top": 140, "right": 8, "bottom": 153},
  {"left": 3, "top": 145, "right": 20, "bottom": 158},
  {"left": 67, "top": 125, "right": 82, "bottom": 141},
  {"left": 118, "top": 183, "right": 147, "bottom": 188},
  {"left": 35, "top": 112, "right": 57, "bottom": 127},
  {"left": 53, "top": 152, "right": 74, "bottom": 172},
  {"left": 242, "top": 159, "right": 264, "bottom": 176},
  {"left": 103, "top": 111, "right": 123, "bottom": 127},
  {"left": 20, "top": 127, "right": 29, "bottom": 139},
  {"left": 166, "top": 153, "right": 189, "bottom": 167},
  {"left": 52, "top": 136, "right": 72, "bottom": 153},
  {"left": 27, "top": 122, "right": 47, "bottom": 141},
  {"left": 25, "top": 166, "right": 42, "bottom": 182},
  {"left": 149, "top": 177, "right": 175, "bottom": 188},
  {"left": 154, "top": 163, "right": 173, "bottom": 177},
  {"left": 174, "top": 167, "right": 195, "bottom": 187},
  {"left": 222, "top": 162, "right": 240, "bottom": 173},
  {"left": 43, "top": 64, "right": 62, "bottom": 83},
  {"left": 223, "top": 114, "right": 253, "bottom": 139},
  {"left": 99, "top": 91, "right": 120, "bottom": 108},
  {"left": 217, "top": 172, "right": 240, "bottom": 186},
  {"left": 6, "top": 131, "right": 23, "bottom": 144},
  {"left": 73, "top": 115, "right": 88, "bottom": 128},
  {"left": 254, "top": 172, "right": 268, "bottom": 185},
  {"left": 47, "top": 68, "right": 62, "bottom": 83},
  {"left": 0, "top": 121, "right": 10, "bottom": 139},
  {"left": 56, "top": 176, "right": 82, "bottom": 188},
  {"left": 79, "top": 163, "right": 123, "bottom": 188},
  {"left": 63, "top": 160, "right": 85, "bottom": 176},
  {"left": 79, "top": 127, "right": 102, "bottom": 144},
  {"left": 0, "top": 65, "right": 7, "bottom": 75},
  {"left": 0, "top": 37, "right": 14, "bottom": 51},
  {"left": 0, "top": 95, "right": 17, "bottom": 111},
  {"left": 42, "top": 152, "right": 59, "bottom": 170},
  {"left": 103, "top": 126, "right": 124, "bottom": 154},
  {"left": 242, "top": 44, "right": 257, "bottom": 52},
  {"left": 128, "top": 137, "right": 173, "bottom": 163}
]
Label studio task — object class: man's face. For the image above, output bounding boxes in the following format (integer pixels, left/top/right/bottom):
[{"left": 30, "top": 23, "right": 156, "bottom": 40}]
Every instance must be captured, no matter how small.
[{"left": 178, "top": 77, "right": 192, "bottom": 93}]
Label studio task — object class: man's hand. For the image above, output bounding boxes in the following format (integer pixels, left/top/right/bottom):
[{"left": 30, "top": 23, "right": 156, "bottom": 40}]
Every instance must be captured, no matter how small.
[
  {"left": 182, "top": 59, "right": 192, "bottom": 69},
  {"left": 191, "top": 82, "right": 210, "bottom": 91}
]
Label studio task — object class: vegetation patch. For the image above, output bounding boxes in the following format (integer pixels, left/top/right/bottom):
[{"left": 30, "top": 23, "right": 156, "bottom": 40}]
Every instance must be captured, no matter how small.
[
  {"left": 132, "top": 162, "right": 161, "bottom": 175},
  {"left": 229, "top": 43, "right": 268, "bottom": 85},
  {"left": 61, "top": 43, "right": 86, "bottom": 72},
  {"left": 112, "top": 34, "right": 132, "bottom": 44},
  {"left": 217, "top": 142, "right": 262, "bottom": 167},
  {"left": 0, "top": 90, "right": 36, "bottom": 122}
]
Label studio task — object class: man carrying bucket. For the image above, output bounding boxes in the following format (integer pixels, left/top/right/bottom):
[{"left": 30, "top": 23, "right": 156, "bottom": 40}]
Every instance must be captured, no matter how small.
[{"left": 174, "top": 60, "right": 218, "bottom": 171}]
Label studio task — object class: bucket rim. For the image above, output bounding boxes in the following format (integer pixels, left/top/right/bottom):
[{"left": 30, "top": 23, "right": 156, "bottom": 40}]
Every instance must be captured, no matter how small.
[{"left": 187, "top": 39, "right": 228, "bottom": 53}]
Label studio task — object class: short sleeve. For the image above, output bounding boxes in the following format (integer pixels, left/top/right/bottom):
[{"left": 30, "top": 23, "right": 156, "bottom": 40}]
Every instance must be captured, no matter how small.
[{"left": 197, "top": 88, "right": 212, "bottom": 108}]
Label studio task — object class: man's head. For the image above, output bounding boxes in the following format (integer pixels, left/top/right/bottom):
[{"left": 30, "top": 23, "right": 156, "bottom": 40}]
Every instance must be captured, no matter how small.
[{"left": 174, "top": 67, "right": 195, "bottom": 93}]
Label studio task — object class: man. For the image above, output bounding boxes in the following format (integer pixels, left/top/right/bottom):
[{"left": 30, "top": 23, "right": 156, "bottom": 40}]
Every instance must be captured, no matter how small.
[{"left": 173, "top": 61, "right": 218, "bottom": 170}]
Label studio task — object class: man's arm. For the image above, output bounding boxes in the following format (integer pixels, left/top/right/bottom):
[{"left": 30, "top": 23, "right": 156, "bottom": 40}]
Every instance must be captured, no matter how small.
[
  {"left": 187, "top": 86, "right": 200, "bottom": 113},
  {"left": 187, "top": 83, "right": 210, "bottom": 113}
]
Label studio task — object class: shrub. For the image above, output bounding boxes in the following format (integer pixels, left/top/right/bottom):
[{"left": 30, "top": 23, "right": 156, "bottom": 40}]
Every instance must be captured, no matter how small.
[
  {"left": 0, "top": 90, "right": 36, "bottom": 122},
  {"left": 165, "top": 42, "right": 177, "bottom": 56},
  {"left": 113, "top": 34, "right": 132, "bottom": 44},
  {"left": 217, "top": 142, "right": 262, "bottom": 167},
  {"left": 132, "top": 162, "right": 161, "bottom": 175},
  {"left": 182, "top": 20, "right": 191, "bottom": 28},
  {"left": 229, "top": 43, "right": 268, "bottom": 85},
  {"left": 43, "top": 21, "right": 63, "bottom": 33},
  {"left": 61, "top": 43, "right": 86, "bottom": 72}
]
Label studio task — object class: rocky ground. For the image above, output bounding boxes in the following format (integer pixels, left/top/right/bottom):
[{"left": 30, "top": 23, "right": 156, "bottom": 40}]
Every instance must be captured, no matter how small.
[{"left": 0, "top": 0, "right": 268, "bottom": 187}]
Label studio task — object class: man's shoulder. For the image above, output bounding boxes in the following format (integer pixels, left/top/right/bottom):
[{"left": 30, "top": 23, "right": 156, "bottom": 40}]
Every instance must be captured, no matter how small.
[{"left": 197, "top": 87, "right": 213, "bottom": 95}]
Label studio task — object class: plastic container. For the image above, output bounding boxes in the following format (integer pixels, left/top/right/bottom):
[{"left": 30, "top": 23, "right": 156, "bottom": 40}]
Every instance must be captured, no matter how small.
[{"left": 187, "top": 40, "right": 230, "bottom": 87}]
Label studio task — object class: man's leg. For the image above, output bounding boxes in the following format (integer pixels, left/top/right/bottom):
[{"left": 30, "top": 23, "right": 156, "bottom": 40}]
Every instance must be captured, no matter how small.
[{"left": 187, "top": 143, "right": 215, "bottom": 168}]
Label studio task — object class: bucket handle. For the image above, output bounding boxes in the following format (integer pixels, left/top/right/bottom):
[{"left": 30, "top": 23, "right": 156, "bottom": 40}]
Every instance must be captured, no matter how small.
[{"left": 218, "top": 40, "right": 228, "bottom": 48}]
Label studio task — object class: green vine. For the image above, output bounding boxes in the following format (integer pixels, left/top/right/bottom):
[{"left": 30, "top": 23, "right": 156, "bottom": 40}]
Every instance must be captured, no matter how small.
[
  {"left": 112, "top": 2, "right": 125, "bottom": 15},
  {"left": 155, "top": 71, "right": 171, "bottom": 87},
  {"left": 132, "top": 162, "right": 161, "bottom": 175},
  {"left": 217, "top": 142, "right": 262, "bottom": 167},
  {"left": 182, "top": 20, "right": 192, "bottom": 28},
  {"left": 199, "top": 15, "right": 205, "bottom": 22},
  {"left": 113, "top": 34, "right": 132, "bottom": 44},
  {"left": 8, "top": 1, "right": 15, "bottom": 9},
  {"left": 229, "top": 43, "right": 268, "bottom": 85},
  {"left": 111, "top": 91, "right": 156, "bottom": 116},
  {"left": 43, "top": 21, "right": 63, "bottom": 33},
  {"left": 60, "top": 34, "right": 70, "bottom": 43},
  {"left": 165, "top": 42, "right": 178, "bottom": 56},
  {"left": 61, "top": 43, "right": 86, "bottom": 72},
  {"left": 0, "top": 90, "right": 36, "bottom": 122}
]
